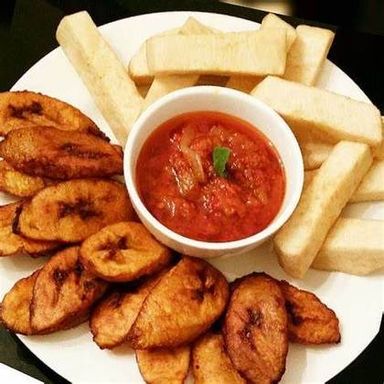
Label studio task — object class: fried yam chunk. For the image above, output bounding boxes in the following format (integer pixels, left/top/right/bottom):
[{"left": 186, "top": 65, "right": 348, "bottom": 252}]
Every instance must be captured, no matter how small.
[
  {"left": 223, "top": 273, "right": 288, "bottom": 384},
  {"left": 0, "top": 161, "right": 46, "bottom": 197},
  {"left": 0, "top": 91, "right": 106, "bottom": 139},
  {"left": 128, "top": 256, "right": 229, "bottom": 349},
  {"left": 90, "top": 275, "right": 161, "bottom": 349},
  {"left": 0, "top": 270, "right": 40, "bottom": 335},
  {"left": 280, "top": 280, "right": 341, "bottom": 344},
  {"left": 192, "top": 332, "right": 246, "bottom": 384},
  {"left": 0, "top": 127, "right": 122, "bottom": 180},
  {"left": 80, "top": 222, "right": 171, "bottom": 282},
  {"left": 14, "top": 179, "right": 134, "bottom": 243},
  {"left": 136, "top": 346, "right": 190, "bottom": 384},
  {"left": 30, "top": 246, "right": 107, "bottom": 333},
  {"left": 0, "top": 202, "right": 60, "bottom": 257}
]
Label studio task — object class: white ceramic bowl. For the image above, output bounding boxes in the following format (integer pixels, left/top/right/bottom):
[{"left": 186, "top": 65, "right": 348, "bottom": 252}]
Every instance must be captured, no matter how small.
[{"left": 124, "top": 86, "right": 303, "bottom": 258}]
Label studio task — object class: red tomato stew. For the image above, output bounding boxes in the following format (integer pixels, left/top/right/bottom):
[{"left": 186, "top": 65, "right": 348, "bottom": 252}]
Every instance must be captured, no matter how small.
[{"left": 136, "top": 111, "right": 285, "bottom": 242}]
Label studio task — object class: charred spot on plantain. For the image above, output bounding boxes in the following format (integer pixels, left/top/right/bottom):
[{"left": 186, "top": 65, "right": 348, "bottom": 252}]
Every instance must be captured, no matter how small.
[
  {"left": 193, "top": 267, "right": 216, "bottom": 302},
  {"left": 58, "top": 199, "right": 99, "bottom": 220},
  {"left": 53, "top": 268, "right": 69, "bottom": 286},
  {"left": 285, "top": 300, "right": 303, "bottom": 326},
  {"left": 238, "top": 308, "right": 263, "bottom": 349},
  {"left": 83, "top": 280, "right": 97, "bottom": 292},
  {"left": 11, "top": 204, "right": 23, "bottom": 235},
  {"left": 60, "top": 143, "right": 108, "bottom": 159},
  {"left": 8, "top": 101, "right": 43, "bottom": 119},
  {"left": 74, "top": 260, "right": 84, "bottom": 277},
  {"left": 247, "top": 308, "right": 262, "bottom": 327}
]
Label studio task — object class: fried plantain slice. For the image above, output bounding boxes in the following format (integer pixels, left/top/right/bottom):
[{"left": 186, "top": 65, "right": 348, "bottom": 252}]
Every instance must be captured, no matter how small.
[
  {"left": 0, "top": 202, "right": 60, "bottom": 257},
  {"left": 0, "top": 91, "right": 107, "bottom": 139},
  {"left": 30, "top": 246, "right": 107, "bottom": 333},
  {"left": 80, "top": 222, "right": 171, "bottom": 282},
  {"left": 0, "top": 160, "right": 46, "bottom": 197},
  {"left": 128, "top": 256, "right": 229, "bottom": 349},
  {"left": 136, "top": 346, "right": 191, "bottom": 384},
  {"left": 223, "top": 273, "right": 288, "bottom": 384},
  {"left": 279, "top": 280, "right": 341, "bottom": 344},
  {"left": 90, "top": 274, "right": 162, "bottom": 349},
  {"left": 0, "top": 270, "right": 40, "bottom": 335},
  {"left": 192, "top": 332, "right": 246, "bottom": 384},
  {"left": 0, "top": 126, "right": 122, "bottom": 180},
  {"left": 14, "top": 179, "right": 135, "bottom": 243}
]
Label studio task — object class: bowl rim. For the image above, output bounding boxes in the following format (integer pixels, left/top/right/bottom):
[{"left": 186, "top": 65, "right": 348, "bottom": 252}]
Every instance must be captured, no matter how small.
[{"left": 124, "top": 85, "right": 304, "bottom": 251}]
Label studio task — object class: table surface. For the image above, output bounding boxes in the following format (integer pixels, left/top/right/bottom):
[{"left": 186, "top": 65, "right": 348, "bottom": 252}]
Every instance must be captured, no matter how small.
[{"left": 0, "top": 0, "right": 383, "bottom": 383}]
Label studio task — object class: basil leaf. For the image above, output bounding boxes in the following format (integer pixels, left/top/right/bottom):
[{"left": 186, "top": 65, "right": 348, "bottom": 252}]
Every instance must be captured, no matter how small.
[{"left": 212, "top": 146, "right": 231, "bottom": 178}]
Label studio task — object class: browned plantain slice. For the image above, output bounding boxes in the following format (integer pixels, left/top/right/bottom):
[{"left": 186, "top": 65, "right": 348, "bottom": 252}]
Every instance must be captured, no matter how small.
[
  {"left": 0, "top": 270, "right": 40, "bottom": 335},
  {"left": 80, "top": 222, "right": 171, "bottom": 282},
  {"left": 128, "top": 256, "right": 229, "bottom": 349},
  {"left": 223, "top": 273, "right": 288, "bottom": 384},
  {"left": 136, "top": 346, "right": 191, "bottom": 384},
  {"left": 90, "top": 274, "right": 162, "bottom": 349},
  {"left": 0, "top": 127, "right": 122, "bottom": 180},
  {"left": 14, "top": 179, "right": 135, "bottom": 243},
  {"left": 0, "top": 202, "right": 60, "bottom": 257},
  {"left": 0, "top": 160, "right": 46, "bottom": 197},
  {"left": 0, "top": 91, "right": 107, "bottom": 139},
  {"left": 192, "top": 332, "right": 246, "bottom": 384},
  {"left": 0, "top": 201, "right": 21, "bottom": 227},
  {"left": 279, "top": 280, "right": 341, "bottom": 344},
  {"left": 30, "top": 246, "right": 107, "bottom": 333}
]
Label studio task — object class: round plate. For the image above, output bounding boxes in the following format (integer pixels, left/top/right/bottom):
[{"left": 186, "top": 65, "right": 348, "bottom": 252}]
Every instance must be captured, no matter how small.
[{"left": 0, "top": 11, "right": 383, "bottom": 384}]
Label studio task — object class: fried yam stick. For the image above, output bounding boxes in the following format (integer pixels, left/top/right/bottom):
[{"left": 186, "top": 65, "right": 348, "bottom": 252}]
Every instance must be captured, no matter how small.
[
  {"left": 312, "top": 218, "right": 384, "bottom": 275},
  {"left": 146, "top": 30, "right": 288, "bottom": 77},
  {"left": 56, "top": 11, "right": 143, "bottom": 145},
  {"left": 274, "top": 141, "right": 372, "bottom": 278},
  {"left": 252, "top": 76, "right": 382, "bottom": 146}
]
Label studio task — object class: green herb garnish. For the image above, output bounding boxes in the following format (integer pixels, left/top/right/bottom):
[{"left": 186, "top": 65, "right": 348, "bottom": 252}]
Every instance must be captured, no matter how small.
[{"left": 212, "top": 146, "right": 231, "bottom": 178}]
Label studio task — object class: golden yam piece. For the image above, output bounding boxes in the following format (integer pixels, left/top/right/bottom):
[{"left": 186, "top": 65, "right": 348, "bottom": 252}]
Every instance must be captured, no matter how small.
[
  {"left": 128, "top": 256, "right": 229, "bottom": 349},
  {"left": 223, "top": 273, "right": 288, "bottom": 384},
  {"left": 80, "top": 222, "right": 171, "bottom": 282},
  {"left": 192, "top": 332, "right": 246, "bottom": 384},
  {"left": 0, "top": 202, "right": 60, "bottom": 257},
  {"left": 136, "top": 346, "right": 191, "bottom": 384},
  {"left": 56, "top": 11, "right": 143, "bottom": 146},
  {"left": 0, "top": 160, "right": 46, "bottom": 197},
  {"left": 313, "top": 218, "right": 384, "bottom": 275},
  {"left": 0, "top": 127, "right": 123, "bottom": 180},
  {"left": 280, "top": 280, "right": 340, "bottom": 344},
  {"left": 0, "top": 270, "right": 40, "bottom": 335},
  {"left": 14, "top": 179, "right": 134, "bottom": 243},
  {"left": 0, "top": 91, "right": 106, "bottom": 139},
  {"left": 31, "top": 246, "right": 107, "bottom": 333},
  {"left": 90, "top": 274, "right": 161, "bottom": 349}
]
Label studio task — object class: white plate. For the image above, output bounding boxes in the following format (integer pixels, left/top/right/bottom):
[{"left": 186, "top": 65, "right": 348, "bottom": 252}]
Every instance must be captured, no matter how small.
[{"left": 0, "top": 11, "right": 383, "bottom": 384}]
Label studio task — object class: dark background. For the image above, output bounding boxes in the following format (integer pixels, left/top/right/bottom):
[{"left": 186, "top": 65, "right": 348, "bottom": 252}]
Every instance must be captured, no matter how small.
[{"left": 0, "top": 1, "right": 383, "bottom": 383}]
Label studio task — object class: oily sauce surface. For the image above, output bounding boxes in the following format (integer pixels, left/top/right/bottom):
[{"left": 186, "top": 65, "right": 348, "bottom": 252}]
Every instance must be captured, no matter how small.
[{"left": 136, "top": 111, "right": 285, "bottom": 242}]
